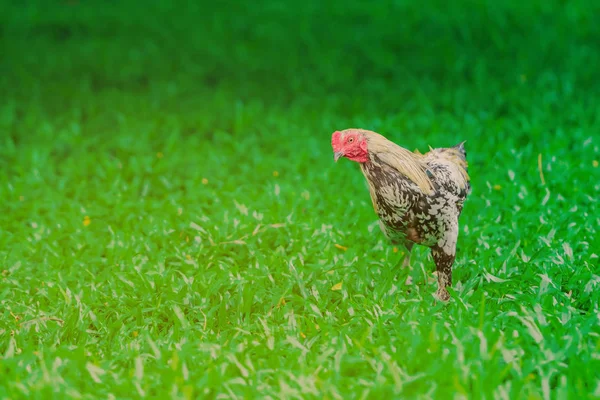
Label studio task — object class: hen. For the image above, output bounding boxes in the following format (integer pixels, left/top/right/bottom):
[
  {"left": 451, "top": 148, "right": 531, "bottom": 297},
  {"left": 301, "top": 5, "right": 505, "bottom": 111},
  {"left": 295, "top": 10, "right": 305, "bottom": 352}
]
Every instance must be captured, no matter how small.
[{"left": 331, "top": 129, "right": 470, "bottom": 301}]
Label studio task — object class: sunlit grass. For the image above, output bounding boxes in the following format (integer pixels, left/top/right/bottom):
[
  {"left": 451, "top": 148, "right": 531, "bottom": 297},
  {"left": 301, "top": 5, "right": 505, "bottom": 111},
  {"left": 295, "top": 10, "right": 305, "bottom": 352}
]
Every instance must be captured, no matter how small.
[{"left": 1, "top": 0, "right": 599, "bottom": 398}]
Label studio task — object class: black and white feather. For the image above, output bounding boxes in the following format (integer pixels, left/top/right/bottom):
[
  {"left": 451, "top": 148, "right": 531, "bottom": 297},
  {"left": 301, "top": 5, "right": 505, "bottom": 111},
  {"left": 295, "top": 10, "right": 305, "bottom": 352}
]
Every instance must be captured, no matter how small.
[{"left": 341, "top": 129, "right": 470, "bottom": 301}]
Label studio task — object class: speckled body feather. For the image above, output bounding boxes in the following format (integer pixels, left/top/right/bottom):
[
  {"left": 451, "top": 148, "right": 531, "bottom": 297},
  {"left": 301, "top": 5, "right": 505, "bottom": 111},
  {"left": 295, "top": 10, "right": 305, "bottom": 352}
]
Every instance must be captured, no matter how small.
[{"left": 332, "top": 129, "right": 470, "bottom": 301}]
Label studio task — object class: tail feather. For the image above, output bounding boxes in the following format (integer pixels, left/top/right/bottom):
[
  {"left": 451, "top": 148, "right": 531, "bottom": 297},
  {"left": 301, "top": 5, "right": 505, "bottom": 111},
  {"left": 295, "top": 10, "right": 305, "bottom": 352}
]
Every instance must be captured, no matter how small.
[
  {"left": 452, "top": 141, "right": 467, "bottom": 162},
  {"left": 424, "top": 141, "right": 470, "bottom": 193}
]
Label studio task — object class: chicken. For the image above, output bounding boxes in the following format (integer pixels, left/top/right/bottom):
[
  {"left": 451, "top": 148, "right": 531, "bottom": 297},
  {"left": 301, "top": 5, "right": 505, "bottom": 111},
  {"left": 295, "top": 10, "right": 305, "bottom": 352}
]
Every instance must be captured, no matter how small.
[{"left": 331, "top": 129, "right": 470, "bottom": 301}]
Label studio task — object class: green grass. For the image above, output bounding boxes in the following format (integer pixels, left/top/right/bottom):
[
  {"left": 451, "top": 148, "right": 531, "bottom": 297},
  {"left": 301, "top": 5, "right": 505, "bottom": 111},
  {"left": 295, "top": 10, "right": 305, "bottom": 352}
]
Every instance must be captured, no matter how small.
[{"left": 1, "top": 0, "right": 600, "bottom": 398}]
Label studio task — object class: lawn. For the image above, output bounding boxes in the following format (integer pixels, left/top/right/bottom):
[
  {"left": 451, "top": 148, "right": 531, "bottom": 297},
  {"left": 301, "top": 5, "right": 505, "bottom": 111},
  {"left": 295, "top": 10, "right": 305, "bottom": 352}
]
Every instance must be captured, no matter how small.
[{"left": 1, "top": 0, "right": 599, "bottom": 398}]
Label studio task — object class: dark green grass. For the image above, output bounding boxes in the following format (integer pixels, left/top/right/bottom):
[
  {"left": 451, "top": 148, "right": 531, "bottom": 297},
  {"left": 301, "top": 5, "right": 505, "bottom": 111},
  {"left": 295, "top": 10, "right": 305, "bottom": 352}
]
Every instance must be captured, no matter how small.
[{"left": 1, "top": 0, "right": 600, "bottom": 398}]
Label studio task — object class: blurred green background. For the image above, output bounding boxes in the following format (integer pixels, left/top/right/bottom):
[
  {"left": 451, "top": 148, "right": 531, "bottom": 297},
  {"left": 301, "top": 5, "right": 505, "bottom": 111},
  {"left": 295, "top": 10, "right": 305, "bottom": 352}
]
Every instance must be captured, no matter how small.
[{"left": 1, "top": 0, "right": 600, "bottom": 398}]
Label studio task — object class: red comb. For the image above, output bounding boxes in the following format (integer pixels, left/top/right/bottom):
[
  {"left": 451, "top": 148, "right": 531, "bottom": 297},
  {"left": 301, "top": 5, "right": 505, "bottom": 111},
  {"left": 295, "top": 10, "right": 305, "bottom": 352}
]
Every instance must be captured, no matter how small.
[{"left": 331, "top": 131, "right": 342, "bottom": 150}]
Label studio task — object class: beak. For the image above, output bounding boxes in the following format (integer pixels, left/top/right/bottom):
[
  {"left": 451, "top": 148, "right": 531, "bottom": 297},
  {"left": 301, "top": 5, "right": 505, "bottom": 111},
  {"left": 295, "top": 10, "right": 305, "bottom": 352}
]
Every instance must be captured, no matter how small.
[{"left": 334, "top": 151, "right": 344, "bottom": 162}]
